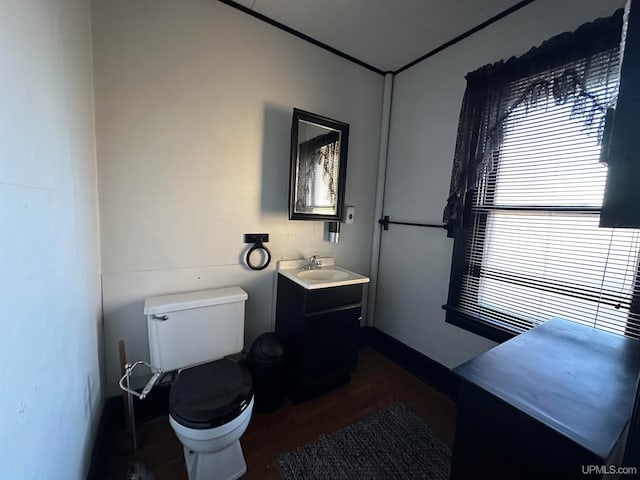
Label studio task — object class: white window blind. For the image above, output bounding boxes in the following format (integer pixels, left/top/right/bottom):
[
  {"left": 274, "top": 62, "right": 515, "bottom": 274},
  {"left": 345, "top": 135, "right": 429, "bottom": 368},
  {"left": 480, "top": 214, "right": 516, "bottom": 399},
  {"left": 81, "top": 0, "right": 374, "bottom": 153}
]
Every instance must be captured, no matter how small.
[{"left": 456, "top": 53, "right": 640, "bottom": 340}]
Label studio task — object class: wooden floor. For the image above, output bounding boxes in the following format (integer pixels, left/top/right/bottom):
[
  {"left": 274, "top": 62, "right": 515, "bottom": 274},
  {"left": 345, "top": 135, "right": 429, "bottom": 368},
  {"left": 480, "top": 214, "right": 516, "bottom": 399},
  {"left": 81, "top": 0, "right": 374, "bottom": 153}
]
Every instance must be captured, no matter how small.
[{"left": 106, "top": 347, "right": 457, "bottom": 479}]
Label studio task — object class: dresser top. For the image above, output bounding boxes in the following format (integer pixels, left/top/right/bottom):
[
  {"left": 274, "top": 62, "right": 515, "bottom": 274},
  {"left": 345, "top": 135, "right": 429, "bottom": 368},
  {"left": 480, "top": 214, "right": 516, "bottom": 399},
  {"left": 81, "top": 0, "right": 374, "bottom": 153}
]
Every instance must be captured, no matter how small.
[{"left": 454, "top": 318, "right": 640, "bottom": 460}]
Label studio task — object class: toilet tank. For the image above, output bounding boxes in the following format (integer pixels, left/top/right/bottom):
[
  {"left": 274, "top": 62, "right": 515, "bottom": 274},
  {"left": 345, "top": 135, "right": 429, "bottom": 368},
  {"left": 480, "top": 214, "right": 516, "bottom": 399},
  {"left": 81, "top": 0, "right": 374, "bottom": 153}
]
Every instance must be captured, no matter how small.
[{"left": 144, "top": 287, "right": 248, "bottom": 372}]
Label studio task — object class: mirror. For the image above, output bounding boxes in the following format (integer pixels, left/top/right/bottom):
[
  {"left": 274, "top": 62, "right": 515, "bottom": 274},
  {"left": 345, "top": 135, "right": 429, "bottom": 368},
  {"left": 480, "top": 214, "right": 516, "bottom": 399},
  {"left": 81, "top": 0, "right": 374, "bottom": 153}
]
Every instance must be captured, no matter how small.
[{"left": 289, "top": 108, "right": 349, "bottom": 221}]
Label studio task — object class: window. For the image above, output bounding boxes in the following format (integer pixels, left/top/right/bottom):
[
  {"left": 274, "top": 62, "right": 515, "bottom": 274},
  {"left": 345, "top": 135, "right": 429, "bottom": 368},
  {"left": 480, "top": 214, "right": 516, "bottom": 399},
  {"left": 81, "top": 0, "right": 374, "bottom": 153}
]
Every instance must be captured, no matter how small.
[{"left": 444, "top": 10, "right": 640, "bottom": 342}]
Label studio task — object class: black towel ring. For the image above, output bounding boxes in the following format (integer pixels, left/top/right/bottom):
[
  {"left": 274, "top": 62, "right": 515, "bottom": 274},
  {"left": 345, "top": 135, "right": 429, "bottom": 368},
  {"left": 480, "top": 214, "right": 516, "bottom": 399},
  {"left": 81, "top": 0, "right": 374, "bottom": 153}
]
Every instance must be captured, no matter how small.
[{"left": 243, "top": 233, "right": 271, "bottom": 271}]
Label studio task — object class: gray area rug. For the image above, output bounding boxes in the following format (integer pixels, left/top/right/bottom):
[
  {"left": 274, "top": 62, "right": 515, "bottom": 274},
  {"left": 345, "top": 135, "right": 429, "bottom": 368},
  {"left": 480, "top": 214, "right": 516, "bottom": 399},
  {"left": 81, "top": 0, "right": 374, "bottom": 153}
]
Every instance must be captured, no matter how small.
[{"left": 274, "top": 403, "right": 451, "bottom": 480}]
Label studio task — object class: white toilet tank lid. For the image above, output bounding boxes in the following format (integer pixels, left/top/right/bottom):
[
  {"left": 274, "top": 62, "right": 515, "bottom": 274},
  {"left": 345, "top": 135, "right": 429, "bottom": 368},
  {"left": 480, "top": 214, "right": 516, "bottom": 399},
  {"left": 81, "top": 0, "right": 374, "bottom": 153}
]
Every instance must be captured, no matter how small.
[{"left": 144, "top": 287, "right": 248, "bottom": 315}]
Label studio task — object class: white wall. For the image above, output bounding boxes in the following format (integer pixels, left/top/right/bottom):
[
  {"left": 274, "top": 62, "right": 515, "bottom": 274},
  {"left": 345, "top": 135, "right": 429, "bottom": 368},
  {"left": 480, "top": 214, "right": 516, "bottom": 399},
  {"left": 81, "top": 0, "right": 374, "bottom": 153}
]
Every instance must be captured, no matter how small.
[
  {"left": 0, "top": 0, "right": 102, "bottom": 478},
  {"left": 92, "top": 0, "right": 383, "bottom": 392},
  {"left": 376, "top": 0, "right": 626, "bottom": 368}
]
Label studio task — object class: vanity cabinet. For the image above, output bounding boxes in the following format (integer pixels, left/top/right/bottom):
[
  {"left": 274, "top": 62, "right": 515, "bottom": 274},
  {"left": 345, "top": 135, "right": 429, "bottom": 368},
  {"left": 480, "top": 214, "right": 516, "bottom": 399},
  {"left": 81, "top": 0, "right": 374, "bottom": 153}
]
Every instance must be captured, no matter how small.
[{"left": 275, "top": 273, "right": 362, "bottom": 403}]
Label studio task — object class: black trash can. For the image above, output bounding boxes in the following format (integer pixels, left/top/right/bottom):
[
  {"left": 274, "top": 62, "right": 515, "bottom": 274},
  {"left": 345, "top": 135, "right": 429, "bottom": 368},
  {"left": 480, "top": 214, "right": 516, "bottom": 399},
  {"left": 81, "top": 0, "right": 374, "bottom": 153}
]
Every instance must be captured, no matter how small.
[{"left": 247, "top": 332, "right": 285, "bottom": 413}]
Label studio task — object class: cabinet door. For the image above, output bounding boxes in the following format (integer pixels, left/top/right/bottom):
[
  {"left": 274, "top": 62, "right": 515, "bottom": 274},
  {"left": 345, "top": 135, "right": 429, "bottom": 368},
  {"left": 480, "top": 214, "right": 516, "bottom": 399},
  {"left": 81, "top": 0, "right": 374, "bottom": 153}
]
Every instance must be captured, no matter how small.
[{"left": 299, "top": 306, "right": 361, "bottom": 380}]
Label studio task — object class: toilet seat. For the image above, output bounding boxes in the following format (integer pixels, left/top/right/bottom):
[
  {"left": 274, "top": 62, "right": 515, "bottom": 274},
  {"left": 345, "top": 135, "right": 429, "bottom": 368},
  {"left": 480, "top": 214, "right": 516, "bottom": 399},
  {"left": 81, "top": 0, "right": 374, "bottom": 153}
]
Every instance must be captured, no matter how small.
[{"left": 170, "top": 359, "right": 253, "bottom": 429}]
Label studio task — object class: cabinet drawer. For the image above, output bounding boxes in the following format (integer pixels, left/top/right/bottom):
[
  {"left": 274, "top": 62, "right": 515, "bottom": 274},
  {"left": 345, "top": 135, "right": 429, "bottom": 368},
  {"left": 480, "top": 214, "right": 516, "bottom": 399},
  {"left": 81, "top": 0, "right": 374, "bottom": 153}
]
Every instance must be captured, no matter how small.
[{"left": 304, "top": 284, "right": 362, "bottom": 314}]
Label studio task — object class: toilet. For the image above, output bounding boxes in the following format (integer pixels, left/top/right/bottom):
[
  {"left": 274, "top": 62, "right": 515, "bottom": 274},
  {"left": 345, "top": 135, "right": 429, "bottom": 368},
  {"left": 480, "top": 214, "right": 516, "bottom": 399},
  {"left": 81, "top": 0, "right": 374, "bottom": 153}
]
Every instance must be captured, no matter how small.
[{"left": 144, "top": 286, "right": 253, "bottom": 480}]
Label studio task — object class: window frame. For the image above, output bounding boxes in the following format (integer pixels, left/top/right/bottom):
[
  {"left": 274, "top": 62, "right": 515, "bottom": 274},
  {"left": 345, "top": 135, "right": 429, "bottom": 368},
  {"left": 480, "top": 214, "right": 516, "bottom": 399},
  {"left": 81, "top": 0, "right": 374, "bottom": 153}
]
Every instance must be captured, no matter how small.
[
  {"left": 445, "top": 160, "right": 523, "bottom": 343},
  {"left": 440, "top": 10, "right": 635, "bottom": 343},
  {"left": 444, "top": 123, "right": 640, "bottom": 343}
]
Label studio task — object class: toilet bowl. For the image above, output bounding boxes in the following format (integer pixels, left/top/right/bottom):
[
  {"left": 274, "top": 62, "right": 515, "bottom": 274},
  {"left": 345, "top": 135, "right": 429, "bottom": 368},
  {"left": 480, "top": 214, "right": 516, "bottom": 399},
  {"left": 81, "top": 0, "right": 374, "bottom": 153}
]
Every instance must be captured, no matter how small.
[
  {"left": 168, "top": 359, "right": 254, "bottom": 480},
  {"left": 144, "top": 287, "right": 252, "bottom": 480}
]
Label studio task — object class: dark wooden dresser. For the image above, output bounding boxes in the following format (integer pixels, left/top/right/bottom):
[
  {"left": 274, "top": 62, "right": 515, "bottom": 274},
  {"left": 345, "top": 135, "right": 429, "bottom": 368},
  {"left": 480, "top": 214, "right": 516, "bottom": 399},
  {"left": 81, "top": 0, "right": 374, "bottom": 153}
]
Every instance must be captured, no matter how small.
[{"left": 451, "top": 318, "right": 640, "bottom": 479}]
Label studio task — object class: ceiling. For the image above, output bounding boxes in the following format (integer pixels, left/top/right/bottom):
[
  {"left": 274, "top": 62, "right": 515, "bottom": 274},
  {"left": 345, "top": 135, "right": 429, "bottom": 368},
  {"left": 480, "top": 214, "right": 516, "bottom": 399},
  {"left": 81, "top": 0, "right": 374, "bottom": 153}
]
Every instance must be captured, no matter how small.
[{"left": 228, "top": 0, "right": 527, "bottom": 72}]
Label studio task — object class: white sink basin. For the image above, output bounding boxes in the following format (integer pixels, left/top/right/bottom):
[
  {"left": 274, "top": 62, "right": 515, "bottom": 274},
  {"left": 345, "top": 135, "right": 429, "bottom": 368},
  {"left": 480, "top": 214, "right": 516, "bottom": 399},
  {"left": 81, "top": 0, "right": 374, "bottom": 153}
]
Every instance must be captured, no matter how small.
[
  {"left": 297, "top": 269, "right": 349, "bottom": 282},
  {"left": 278, "top": 259, "right": 370, "bottom": 290}
]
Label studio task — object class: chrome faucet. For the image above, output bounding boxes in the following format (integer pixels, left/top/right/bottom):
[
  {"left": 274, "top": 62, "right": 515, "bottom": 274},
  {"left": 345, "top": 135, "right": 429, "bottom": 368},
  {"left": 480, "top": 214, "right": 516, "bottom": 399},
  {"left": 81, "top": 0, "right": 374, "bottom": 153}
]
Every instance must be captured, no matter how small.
[{"left": 303, "top": 255, "right": 321, "bottom": 270}]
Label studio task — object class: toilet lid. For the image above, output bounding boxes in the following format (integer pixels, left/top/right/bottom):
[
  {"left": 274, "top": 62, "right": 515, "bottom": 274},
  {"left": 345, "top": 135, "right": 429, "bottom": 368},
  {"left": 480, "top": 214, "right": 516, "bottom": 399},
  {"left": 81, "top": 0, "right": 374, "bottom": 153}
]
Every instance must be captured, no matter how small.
[{"left": 169, "top": 359, "right": 253, "bottom": 429}]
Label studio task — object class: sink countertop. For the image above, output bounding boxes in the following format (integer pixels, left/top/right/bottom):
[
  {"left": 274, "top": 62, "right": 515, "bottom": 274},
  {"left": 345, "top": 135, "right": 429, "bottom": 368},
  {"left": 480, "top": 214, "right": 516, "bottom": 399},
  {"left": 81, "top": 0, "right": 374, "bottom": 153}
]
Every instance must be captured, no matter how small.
[{"left": 277, "top": 258, "right": 370, "bottom": 290}]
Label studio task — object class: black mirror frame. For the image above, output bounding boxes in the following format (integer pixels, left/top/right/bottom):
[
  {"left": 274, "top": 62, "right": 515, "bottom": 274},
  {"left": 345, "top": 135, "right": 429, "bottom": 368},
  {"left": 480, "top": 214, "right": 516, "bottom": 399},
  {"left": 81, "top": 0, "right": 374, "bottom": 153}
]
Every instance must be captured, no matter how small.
[{"left": 288, "top": 108, "right": 349, "bottom": 221}]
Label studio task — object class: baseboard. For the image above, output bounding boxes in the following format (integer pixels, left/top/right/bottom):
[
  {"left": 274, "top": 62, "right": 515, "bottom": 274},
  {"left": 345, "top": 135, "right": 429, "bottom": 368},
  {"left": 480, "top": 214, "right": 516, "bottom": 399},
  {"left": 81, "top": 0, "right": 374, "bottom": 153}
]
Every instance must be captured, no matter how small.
[
  {"left": 86, "top": 395, "right": 123, "bottom": 480},
  {"left": 85, "top": 385, "right": 171, "bottom": 480},
  {"left": 360, "top": 326, "right": 459, "bottom": 401}
]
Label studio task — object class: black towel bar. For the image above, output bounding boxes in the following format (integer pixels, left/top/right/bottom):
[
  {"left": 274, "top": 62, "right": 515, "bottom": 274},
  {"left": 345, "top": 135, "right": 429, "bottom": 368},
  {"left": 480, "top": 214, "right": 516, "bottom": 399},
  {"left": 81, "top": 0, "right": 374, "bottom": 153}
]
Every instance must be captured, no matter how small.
[{"left": 378, "top": 215, "right": 447, "bottom": 231}]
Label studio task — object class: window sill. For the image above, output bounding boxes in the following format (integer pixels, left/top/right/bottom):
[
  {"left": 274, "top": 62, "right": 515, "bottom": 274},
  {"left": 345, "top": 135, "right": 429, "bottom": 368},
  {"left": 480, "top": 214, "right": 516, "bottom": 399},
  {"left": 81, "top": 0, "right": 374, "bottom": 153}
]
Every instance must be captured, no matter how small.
[{"left": 442, "top": 304, "right": 518, "bottom": 344}]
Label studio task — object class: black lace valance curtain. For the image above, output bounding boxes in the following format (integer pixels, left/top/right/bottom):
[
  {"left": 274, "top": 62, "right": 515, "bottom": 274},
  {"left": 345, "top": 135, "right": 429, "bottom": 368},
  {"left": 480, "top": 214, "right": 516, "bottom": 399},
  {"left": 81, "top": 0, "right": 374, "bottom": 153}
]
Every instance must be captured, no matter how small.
[{"left": 443, "top": 9, "right": 623, "bottom": 233}]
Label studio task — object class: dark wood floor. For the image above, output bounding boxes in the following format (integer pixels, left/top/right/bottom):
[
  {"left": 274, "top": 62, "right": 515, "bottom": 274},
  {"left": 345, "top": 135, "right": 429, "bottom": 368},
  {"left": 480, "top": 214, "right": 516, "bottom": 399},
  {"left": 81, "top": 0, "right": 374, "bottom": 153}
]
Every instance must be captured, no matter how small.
[{"left": 106, "top": 347, "right": 457, "bottom": 479}]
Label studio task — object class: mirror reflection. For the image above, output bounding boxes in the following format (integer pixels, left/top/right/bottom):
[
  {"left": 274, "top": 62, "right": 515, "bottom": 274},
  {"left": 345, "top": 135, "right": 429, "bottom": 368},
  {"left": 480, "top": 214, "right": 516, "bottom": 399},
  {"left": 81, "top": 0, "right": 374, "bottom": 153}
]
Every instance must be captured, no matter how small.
[{"left": 289, "top": 109, "right": 349, "bottom": 221}]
